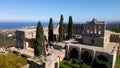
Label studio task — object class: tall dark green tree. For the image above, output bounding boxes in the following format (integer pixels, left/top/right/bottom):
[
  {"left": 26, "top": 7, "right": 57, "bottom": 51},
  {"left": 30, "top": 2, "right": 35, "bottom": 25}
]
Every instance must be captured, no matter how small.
[
  {"left": 68, "top": 16, "right": 73, "bottom": 39},
  {"left": 34, "top": 21, "right": 45, "bottom": 57},
  {"left": 48, "top": 18, "right": 54, "bottom": 42},
  {"left": 59, "top": 14, "right": 64, "bottom": 42}
]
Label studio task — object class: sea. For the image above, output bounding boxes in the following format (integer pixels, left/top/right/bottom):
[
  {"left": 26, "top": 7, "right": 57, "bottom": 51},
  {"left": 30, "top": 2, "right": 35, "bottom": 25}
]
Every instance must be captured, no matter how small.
[{"left": 0, "top": 22, "right": 58, "bottom": 28}]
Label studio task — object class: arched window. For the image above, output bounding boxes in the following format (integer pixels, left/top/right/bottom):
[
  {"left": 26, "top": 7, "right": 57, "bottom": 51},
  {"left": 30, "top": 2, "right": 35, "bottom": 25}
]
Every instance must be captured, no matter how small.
[{"left": 91, "top": 39, "right": 94, "bottom": 44}]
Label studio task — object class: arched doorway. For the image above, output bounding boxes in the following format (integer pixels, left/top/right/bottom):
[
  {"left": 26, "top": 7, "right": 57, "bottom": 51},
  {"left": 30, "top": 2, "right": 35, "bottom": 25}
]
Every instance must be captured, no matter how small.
[
  {"left": 70, "top": 48, "right": 79, "bottom": 58},
  {"left": 97, "top": 55, "right": 108, "bottom": 62},
  {"left": 81, "top": 51, "right": 92, "bottom": 65},
  {"left": 92, "top": 55, "right": 109, "bottom": 68},
  {"left": 55, "top": 62, "right": 59, "bottom": 68}
]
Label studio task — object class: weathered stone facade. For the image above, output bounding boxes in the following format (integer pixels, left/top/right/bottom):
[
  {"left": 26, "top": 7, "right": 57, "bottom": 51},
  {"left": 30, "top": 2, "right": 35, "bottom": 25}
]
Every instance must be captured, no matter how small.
[
  {"left": 16, "top": 29, "right": 36, "bottom": 49},
  {"left": 64, "top": 19, "right": 120, "bottom": 68},
  {"left": 15, "top": 19, "right": 120, "bottom": 68},
  {"left": 63, "top": 23, "right": 83, "bottom": 35},
  {"left": 82, "top": 18, "right": 107, "bottom": 47},
  {"left": 16, "top": 24, "right": 59, "bottom": 49}
]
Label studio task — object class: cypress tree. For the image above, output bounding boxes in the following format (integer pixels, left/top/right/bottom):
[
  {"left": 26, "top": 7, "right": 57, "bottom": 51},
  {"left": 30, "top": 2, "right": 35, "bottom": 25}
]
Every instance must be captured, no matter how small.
[
  {"left": 48, "top": 18, "right": 54, "bottom": 42},
  {"left": 59, "top": 14, "right": 64, "bottom": 42},
  {"left": 68, "top": 16, "right": 73, "bottom": 39},
  {"left": 34, "top": 21, "right": 45, "bottom": 57}
]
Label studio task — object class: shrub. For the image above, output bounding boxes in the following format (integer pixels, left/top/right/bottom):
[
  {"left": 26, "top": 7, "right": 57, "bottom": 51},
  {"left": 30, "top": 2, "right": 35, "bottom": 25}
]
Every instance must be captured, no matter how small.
[
  {"left": 60, "top": 64, "right": 71, "bottom": 68},
  {"left": 80, "top": 63, "right": 91, "bottom": 68},
  {"left": 92, "top": 58, "right": 111, "bottom": 68},
  {"left": 60, "top": 58, "right": 81, "bottom": 68},
  {"left": 119, "top": 54, "right": 120, "bottom": 59},
  {"left": 72, "top": 63, "right": 80, "bottom": 68},
  {"left": 60, "top": 60, "right": 71, "bottom": 68}
]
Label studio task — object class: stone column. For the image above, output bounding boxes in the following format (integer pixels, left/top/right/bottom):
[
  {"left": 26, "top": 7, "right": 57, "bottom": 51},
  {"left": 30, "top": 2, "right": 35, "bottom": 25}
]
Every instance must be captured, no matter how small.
[
  {"left": 101, "top": 25, "right": 105, "bottom": 36},
  {"left": 91, "top": 50, "right": 96, "bottom": 65},
  {"left": 84, "top": 25, "right": 87, "bottom": 34},
  {"left": 89, "top": 26, "right": 91, "bottom": 34},
  {"left": 96, "top": 25, "right": 99, "bottom": 35}
]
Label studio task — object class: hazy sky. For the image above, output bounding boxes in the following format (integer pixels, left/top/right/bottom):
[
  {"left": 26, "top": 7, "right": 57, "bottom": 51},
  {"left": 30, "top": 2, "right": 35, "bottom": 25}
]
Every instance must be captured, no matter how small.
[{"left": 0, "top": 0, "right": 120, "bottom": 22}]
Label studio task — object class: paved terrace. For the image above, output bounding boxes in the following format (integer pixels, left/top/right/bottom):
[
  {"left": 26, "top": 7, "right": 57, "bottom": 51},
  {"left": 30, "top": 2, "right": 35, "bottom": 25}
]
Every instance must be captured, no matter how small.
[{"left": 54, "top": 39, "right": 119, "bottom": 55}]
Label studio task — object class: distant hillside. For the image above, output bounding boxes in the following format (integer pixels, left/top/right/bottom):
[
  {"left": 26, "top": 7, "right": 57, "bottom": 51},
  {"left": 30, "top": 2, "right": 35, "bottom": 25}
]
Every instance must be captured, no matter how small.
[
  {"left": 106, "top": 21, "right": 120, "bottom": 24},
  {"left": 106, "top": 21, "right": 120, "bottom": 33}
]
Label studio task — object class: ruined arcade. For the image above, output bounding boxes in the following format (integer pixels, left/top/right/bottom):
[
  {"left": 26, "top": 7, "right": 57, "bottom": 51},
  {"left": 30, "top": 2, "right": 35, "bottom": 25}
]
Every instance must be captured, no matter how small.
[{"left": 15, "top": 18, "right": 120, "bottom": 68}]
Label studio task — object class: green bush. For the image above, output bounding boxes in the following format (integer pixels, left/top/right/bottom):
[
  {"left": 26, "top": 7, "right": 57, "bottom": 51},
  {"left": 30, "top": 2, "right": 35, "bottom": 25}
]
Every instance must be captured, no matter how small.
[
  {"left": 60, "top": 58, "right": 81, "bottom": 68},
  {"left": 60, "top": 60, "right": 71, "bottom": 68},
  {"left": 60, "top": 64, "right": 71, "bottom": 68},
  {"left": 118, "top": 53, "right": 120, "bottom": 59},
  {"left": 72, "top": 63, "right": 80, "bottom": 68},
  {"left": 80, "top": 63, "right": 91, "bottom": 68},
  {"left": 92, "top": 58, "right": 111, "bottom": 68},
  {"left": 116, "top": 54, "right": 120, "bottom": 64}
]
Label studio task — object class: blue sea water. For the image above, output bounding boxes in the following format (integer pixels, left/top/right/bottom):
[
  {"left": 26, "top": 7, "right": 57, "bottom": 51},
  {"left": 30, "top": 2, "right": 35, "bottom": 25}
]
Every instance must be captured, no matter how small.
[{"left": 0, "top": 22, "right": 57, "bottom": 28}]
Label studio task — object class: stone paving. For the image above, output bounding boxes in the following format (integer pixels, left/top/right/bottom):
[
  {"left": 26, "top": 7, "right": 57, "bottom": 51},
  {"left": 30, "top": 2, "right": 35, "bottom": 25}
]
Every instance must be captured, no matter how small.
[{"left": 9, "top": 47, "right": 34, "bottom": 57}]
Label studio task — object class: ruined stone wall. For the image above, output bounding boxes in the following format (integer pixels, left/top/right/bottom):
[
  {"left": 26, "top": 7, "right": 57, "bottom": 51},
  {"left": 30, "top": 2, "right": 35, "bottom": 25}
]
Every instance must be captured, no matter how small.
[
  {"left": 28, "top": 60, "right": 45, "bottom": 68},
  {"left": 25, "top": 38, "right": 36, "bottom": 48},
  {"left": 16, "top": 31, "right": 25, "bottom": 49},
  {"left": 66, "top": 45, "right": 118, "bottom": 68},
  {"left": 110, "top": 34, "right": 120, "bottom": 57},
  {"left": 83, "top": 23, "right": 106, "bottom": 37},
  {"left": 104, "top": 35, "right": 110, "bottom": 47},
  {"left": 28, "top": 58, "right": 59, "bottom": 68},
  {"left": 25, "top": 30, "right": 36, "bottom": 39},
  {"left": 82, "top": 19, "right": 107, "bottom": 47},
  {"left": 63, "top": 24, "right": 83, "bottom": 35},
  {"left": 110, "top": 34, "right": 120, "bottom": 43},
  {"left": 82, "top": 36, "right": 104, "bottom": 47}
]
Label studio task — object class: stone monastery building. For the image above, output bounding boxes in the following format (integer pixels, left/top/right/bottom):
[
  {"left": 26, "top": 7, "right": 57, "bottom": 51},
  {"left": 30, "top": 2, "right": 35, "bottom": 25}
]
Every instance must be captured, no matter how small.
[{"left": 16, "top": 18, "right": 120, "bottom": 68}]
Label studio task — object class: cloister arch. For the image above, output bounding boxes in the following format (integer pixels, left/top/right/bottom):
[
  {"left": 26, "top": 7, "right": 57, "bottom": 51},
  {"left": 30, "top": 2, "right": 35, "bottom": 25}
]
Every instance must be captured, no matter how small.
[
  {"left": 81, "top": 51, "right": 92, "bottom": 65},
  {"left": 97, "top": 55, "right": 108, "bottom": 62},
  {"left": 69, "top": 48, "right": 79, "bottom": 58}
]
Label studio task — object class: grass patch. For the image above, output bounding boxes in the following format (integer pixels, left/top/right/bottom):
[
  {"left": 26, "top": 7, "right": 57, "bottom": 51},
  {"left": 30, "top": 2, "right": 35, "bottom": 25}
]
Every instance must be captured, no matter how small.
[
  {"left": 0, "top": 52, "right": 28, "bottom": 68},
  {"left": 60, "top": 58, "right": 80, "bottom": 68},
  {"left": 115, "top": 53, "right": 120, "bottom": 68}
]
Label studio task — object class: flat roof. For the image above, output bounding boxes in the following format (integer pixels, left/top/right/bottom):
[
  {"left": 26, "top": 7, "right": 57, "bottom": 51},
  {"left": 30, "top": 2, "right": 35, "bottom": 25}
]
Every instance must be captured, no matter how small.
[
  {"left": 57, "top": 39, "right": 119, "bottom": 55},
  {"left": 16, "top": 28, "right": 36, "bottom": 32},
  {"left": 105, "top": 30, "right": 120, "bottom": 36},
  {"left": 16, "top": 26, "right": 58, "bottom": 35}
]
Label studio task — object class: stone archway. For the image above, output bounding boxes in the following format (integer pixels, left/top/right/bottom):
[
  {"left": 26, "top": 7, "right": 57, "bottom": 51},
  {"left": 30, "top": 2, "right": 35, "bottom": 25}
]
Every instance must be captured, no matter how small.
[
  {"left": 26, "top": 38, "right": 35, "bottom": 48},
  {"left": 81, "top": 51, "right": 92, "bottom": 65},
  {"left": 55, "top": 62, "right": 59, "bottom": 68},
  {"left": 92, "top": 55, "right": 109, "bottom": 68},
  {"left": 70, "top": 48, "right": 79, "bottom": 58},
  {"left": 97, "top": 55, "right": 108, "bottom": 62}
]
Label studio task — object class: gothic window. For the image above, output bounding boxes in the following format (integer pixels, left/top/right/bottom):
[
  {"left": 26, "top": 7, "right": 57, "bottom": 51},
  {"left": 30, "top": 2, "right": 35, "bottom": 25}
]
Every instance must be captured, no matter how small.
[
  {"left": 98, "top": 30, "right": 101, "bottom": 35},
  {"left": 87, "top": 27, "right": 89, "bottom": 34},
  {"left": 91, "top": 39, "right": 94, "bottom": 44},
  {"left": 98, "top": 25, "right": 101, "bottom": 29},
  {"left": 91, "top": 31, "right": 93, "bottom": 34},
  {"left": 94, "top": 29, "right": 97, "bottom": 34}
]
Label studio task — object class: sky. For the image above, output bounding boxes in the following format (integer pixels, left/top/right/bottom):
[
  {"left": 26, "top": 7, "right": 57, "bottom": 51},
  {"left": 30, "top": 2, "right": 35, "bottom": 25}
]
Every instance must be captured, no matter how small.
[{"left": 0, "top": 0, "right": 120, "bottom": 22}]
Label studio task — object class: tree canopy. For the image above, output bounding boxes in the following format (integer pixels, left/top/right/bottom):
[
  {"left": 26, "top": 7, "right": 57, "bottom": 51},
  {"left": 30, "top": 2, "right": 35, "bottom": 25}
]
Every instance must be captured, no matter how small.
[
  {"left": 59, "top": 14, "right": 64, "bottom": 42},
  {"left": 34, "top": 21, "right": 45, "bottom": 57},
  {"left": 68, "top": 16, "right": 73, "bottom": 39},
  {"left": 48, "top": 18, "right": 54, "bottom": 42}
]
